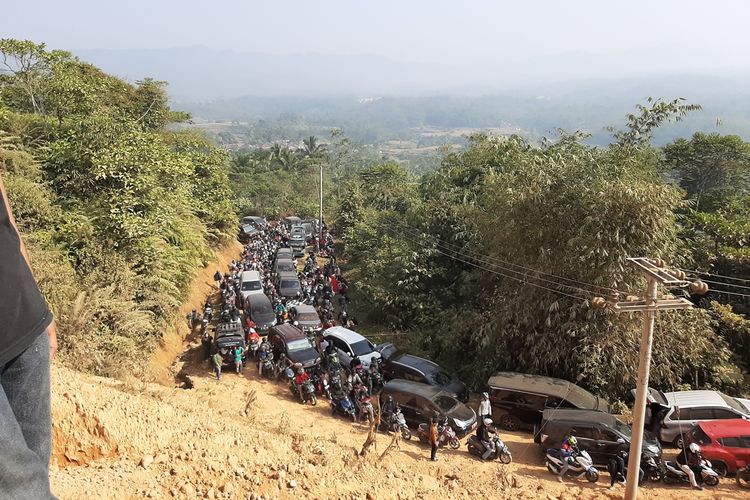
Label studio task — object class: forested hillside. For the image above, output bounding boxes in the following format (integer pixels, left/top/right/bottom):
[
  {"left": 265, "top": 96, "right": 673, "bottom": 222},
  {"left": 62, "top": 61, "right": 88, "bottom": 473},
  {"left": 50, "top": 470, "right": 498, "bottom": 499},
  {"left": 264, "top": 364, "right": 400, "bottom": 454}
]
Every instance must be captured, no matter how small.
[{"left": 0, "top": 40, "right": 235, "bottom": 376}]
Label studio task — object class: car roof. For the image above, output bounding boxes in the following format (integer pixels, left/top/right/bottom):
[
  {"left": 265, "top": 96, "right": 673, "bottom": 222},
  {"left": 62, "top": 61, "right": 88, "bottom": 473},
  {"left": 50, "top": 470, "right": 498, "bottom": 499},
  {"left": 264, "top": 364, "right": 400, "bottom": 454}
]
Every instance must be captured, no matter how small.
[
  {"left": 663, "top": 390, "right": 737, "bottom": 409},
  {"left": 697, "top": 419, "right": 750, "bottom": 438},
  {"left": 215, "top": 322, "right": 243, "bottom": 338},
  {"left": 240, "top": 270, "right": 260, "bottom": 280},
  {"left": 542, "top": 408, "right": 617, "bottom": 425},
  {"left": 394, "top": 353, "right": 440, "bottom": 373},
  {"left": 271, "top": 323, "right": 306, "bottom": 341},
  {"left": 382, "top": 379, "right": 444, "bottom": 398},
  {"left": 489, "top": 371, "right": 576, "bottom": 399},
  {"left": 245, "top": 294, "right": 271, "bottom": 306},
  {"left": 292, "top": 304, "right": 317, "bottom": 314},
  {"left": 278, "top": 271, "right": 298, "bottom": 278},
  {"left": 324, "top": 326, "right": 366, "bottom": 343}
]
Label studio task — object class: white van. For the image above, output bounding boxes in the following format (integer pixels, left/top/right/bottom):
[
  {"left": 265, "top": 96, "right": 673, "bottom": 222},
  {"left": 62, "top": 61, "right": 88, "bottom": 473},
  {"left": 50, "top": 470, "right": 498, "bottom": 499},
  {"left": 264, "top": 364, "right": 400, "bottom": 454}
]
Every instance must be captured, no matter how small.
[{"left": 239, "top": 270, "right": 264, "bottom": 304}]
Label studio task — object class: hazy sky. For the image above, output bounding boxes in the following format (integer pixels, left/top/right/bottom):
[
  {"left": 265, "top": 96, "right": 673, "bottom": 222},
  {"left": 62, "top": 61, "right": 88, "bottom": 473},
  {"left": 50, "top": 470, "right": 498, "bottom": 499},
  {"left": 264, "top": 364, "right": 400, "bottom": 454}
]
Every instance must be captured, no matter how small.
[{"left": 4, "top": 0, "right": 750, "bottom": 68}]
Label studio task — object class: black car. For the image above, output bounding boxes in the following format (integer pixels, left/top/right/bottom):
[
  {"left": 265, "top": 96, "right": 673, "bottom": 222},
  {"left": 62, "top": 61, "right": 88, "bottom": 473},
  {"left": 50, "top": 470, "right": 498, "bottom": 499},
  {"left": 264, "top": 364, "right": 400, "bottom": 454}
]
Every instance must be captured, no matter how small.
[
  {"left": 268, "top": 323, "right": 321, "bottom": 369},
  {"left": 487, "top": 372, "right": 612, "bottom": 431},
  {"left": 213, "top": 322, "right": 245, "bottom": 365},
  {"left": 244, "top": 294, "right": 276, "bottom": 332},
  {"left": 288, "top": 304, "right": 321, "bottom": 331},
  {"left": 379, "top": 379, "right": 477, "bottom": 436},
  {"left": 537, "top": 408, "right": 662, "bottom": 467},
  {"left": 375, "top": 343, "right": 469, "bottom": 402}
]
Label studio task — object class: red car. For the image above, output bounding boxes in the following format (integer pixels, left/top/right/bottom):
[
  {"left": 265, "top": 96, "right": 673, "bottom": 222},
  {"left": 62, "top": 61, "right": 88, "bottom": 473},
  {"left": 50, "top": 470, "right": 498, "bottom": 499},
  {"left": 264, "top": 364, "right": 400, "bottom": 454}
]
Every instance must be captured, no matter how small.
[{"left": 686, "top": 419, "right": 750, "bottom": 477}]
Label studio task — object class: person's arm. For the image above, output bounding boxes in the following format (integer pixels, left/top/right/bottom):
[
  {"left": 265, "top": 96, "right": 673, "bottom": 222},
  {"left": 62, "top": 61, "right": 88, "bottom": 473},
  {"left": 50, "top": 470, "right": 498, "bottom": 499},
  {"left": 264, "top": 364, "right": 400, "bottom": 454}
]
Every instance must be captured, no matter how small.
[{"left": 0, "top": 173, "right": 57, "bottom": 359}]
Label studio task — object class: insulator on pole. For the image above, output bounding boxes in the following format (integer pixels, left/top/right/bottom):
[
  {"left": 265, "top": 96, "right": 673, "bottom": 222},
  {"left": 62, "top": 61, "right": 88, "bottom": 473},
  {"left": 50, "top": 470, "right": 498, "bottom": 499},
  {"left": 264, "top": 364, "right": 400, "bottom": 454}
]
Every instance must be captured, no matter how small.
[
  {"left": 671, "top": 269, "right": 687, "bottom": 281},
  {"left": 649, "top": 258, "right": 665, "bottom": 268},
  {"left": 626, "top": 295, "right": 640, "bottom": 302},
  {"left": 591, "top": 297, "right": 607, "bottom": 309},
  {"left": 689, "top": 281, "right": 709, "bottom": 295}
]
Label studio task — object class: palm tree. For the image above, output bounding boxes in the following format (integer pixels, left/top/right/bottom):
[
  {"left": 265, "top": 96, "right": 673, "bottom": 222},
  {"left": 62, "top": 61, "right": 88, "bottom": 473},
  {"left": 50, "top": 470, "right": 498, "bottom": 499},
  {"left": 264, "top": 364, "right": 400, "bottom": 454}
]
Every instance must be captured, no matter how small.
[{"left": 302, "top": 136, "right": 325, "bottom": 157}]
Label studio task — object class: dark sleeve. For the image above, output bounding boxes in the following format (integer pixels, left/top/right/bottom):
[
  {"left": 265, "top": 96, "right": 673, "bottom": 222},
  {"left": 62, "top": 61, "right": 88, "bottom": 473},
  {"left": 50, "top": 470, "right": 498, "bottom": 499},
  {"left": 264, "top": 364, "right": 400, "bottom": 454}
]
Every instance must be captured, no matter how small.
[{"left": 0, "top": 192, "right": 52, "bottom": 365}]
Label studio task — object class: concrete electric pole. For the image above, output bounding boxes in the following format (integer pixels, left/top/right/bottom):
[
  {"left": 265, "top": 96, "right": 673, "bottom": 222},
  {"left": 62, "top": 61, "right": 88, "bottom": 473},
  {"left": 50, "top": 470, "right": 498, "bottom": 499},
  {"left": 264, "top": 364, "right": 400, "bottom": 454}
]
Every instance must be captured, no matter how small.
[
  {"left": 592, "top": 257, "right": 707, "bottom": 500},
  {"left": 591, "top": 257, "right": 708, "bottom": 500}
]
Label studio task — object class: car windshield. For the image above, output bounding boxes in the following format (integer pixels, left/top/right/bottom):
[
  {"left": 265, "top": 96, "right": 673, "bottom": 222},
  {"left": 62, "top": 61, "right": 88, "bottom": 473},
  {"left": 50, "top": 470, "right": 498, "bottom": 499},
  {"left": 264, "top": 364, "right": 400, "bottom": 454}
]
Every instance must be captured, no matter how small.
[
  {"left": 281, "top": 280, "right": 300, "bottom": 289},
  {"left": 611, "top": 418, "right": 632, "bottom": 439},
  {"left": 349, "top": 339, "right": 373, "bottom": 356},
  {"left": 287, "top": 339, "right": 313, "bottom": 352},
  {"left": 429, "top": 370, "right": 453, "bottom": 386},
  {"left": 565, "top": 384, "right": 600, "bottom": 410},
  {"left": 721, "top": 394, "right": 748, "bottom": 413},
  {"left": 691, "top": 426, "right": 712, "bottom": 445},
  {"left": 241, "top": 281, "right": 262, "bottom": 291},
  {"left": 433, "top": 394, "right": 459, "bottom": 413},
  {"left": 297, "top": 312, "right": 319, "bottom": 322}
]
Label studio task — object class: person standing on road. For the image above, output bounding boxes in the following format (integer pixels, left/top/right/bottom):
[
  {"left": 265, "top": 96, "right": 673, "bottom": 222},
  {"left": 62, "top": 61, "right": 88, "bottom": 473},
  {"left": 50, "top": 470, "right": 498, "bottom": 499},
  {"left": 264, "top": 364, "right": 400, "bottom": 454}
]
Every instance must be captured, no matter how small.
[
  {"left": 234, "top": 346, "right": 244, "bottom": 374},
  {"left": 0, "top": 174, "right": 57, "bottom": 499},
  {"left": 428, "top": 417, "right": 439, "bottom": 462},
  {"left": 213, "top": 352, "right": 223, "bottom": 380},
  {"left": 213, "top": 270, "right": 222, "bottom": 289},
  {"left": 478, "top": 392, "right": 492, "bottom": 421}
]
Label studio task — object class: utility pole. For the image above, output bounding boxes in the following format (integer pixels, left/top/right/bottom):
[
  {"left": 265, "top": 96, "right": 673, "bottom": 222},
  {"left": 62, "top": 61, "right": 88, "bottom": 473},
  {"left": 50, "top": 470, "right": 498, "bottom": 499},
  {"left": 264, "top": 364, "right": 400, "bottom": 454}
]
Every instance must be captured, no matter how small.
[
  {"left": 319, "top": 162, "right": 324, "bottom": 252},
  {"left": 593, "top": 258, "right": 706, "bottom": 500}
]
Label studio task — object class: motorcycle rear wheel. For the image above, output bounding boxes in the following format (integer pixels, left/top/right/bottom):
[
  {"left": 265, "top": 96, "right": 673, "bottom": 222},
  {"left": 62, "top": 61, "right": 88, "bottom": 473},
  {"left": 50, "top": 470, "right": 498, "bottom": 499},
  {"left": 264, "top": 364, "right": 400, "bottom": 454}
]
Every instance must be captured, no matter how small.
[
  {"left": 647, "top": 469, "right": 664, "bottom": 482},
  {"left": 703, "top": 474, "right": 719, "bottom": 487},
  {"left": 585, "top": 469, "right": 599, "bottom": 483},
  {"left": 401, "top": 428, "right": 412, "bottom": 441},
  {"left": 310, "top": 394, "right": 317, "bottom": 406},
  {"left": 499, "top": 451, "right": 512, "bottom": 464},
  {"left": 449, "top": 437, "right": 460, "bottom": 449}
]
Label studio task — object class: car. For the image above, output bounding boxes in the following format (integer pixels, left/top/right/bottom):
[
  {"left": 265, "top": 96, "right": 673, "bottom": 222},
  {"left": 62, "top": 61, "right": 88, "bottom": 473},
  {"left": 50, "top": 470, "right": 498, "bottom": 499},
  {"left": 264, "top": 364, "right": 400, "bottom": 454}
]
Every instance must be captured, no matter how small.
[
  {"left": 274, "top": 257, "right": 296, "bottom": 274},
  {"left": 283, "top": 216, "right": 302, "bottom": 230},
  {"left": 244, "top": 294, "right": 276, "bottom": 332},
  {"left": 241, "top": 215, "right": 267, "bottom": 229},
  {"left": 268, "top": 323, "right": 321, "bottom": 370},
  {"left": 238, "top": 270, "right": 264, "bottom": 304},
  {"left": 375, "top": 343, "right": 468, "bottom": 402},
  {"left": 300, "top": 219, "right": 317, "bottom": 239},
  {"left": 238, "top": 224, "right": 259, "bottom": 243},
  {"left": 487, "top": 372, "right": 612, "bottom": 432},
  {"left": 276, "top": 247, "right": 293, "bottom": 259},
  {"left": 322, "top": 326, "right": 381, "bottom": 370},
  {"left": 290, "top": 224, "right": 306, "bottom": 238},
  {"left": 276, "top": 271, "right": 302, "bottom": 299},
  {"left": 213, "top": 322, "right": 245, "bottom": 365},
  {"left": 288, "top": 304, "right": 321, "bottom": 332},
  {"left": 686, "top": 419, "right": 750, "bottom": 477},
  {"left": 640, "top": 388, "right": 750, "bottom": 448},
  {"left": 380, "top": 379, "right": 477, "bottom": 436},
  {"left": 537, "top": 408, "right": 662, "bottom": 468}
]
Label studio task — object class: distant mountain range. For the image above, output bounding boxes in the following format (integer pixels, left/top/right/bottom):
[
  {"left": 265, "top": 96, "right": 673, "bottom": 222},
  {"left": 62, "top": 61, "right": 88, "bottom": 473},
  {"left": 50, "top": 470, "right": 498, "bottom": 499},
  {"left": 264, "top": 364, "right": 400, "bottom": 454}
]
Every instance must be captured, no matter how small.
[{"left": 73, "top": 46, "right": 750, "bottom": 145}]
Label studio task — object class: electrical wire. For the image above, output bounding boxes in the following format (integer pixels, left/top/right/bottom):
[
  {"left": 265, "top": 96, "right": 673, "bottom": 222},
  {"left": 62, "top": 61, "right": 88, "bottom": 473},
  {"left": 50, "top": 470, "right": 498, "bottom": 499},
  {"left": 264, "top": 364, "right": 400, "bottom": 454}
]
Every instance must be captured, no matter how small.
[
  {"left": 681, "top": 276, "right": 750, "bottom": 291},
  {"left": 379, "top": 219, "right": 616, "bottom": 298},
  {"left": 678, "top": 268, "right": 750, "bottom": 284},
  {"left": 385, "top": 217, "right": 623, "bottom": 295}
]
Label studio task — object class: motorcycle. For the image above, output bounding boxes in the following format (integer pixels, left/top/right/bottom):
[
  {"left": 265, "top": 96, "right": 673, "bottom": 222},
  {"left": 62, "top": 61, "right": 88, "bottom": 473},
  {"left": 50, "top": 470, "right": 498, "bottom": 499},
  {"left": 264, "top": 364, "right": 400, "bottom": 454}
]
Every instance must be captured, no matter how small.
[
  {"left": 331, "top": 392, "right": 357, "bottom": 422},
  {"left": 737, "top": 463, "right": 750, "bottom": 489},
  {"left": 641, "top": 455, "right": 664, "bottom": 483},
  {"left": 417, "top": 419, "right": 460, "bottom": 449},
  {"left": 467, "top": 435, "right": 511, "bottom": 464},
  {"left": 298, "top": 380, "right": 318, "bottom": 406},
  {"left": 663, "top": 459, "right": 719, "bottom": 487},
  {"left": 258, "top": 350, "right": 275, "bottom": 379},
  {"left": 545, "top": 448, "right": 599, "bottom": 483},
  {"left": 381, "top": 407, "right": 412, "bottom": 440},
  {"left": 358, "top": 396, "right": 375, "bottom": 423},
  {"left": 246, "top": 338, "right": 260, "bottom": 360}
]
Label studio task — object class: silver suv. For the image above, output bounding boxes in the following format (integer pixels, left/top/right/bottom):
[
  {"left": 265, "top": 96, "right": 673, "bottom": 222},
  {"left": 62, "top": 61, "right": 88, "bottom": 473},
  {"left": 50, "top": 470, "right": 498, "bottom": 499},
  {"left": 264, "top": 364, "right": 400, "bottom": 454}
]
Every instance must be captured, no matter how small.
[{"left": 643, "top": 388, "right": 750, "bottom": 448}]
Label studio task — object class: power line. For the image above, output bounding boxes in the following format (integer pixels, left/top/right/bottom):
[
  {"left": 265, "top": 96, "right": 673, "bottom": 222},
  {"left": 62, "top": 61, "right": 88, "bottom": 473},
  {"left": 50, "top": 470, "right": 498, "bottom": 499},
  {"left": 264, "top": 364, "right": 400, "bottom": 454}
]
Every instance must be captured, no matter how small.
[
  {"left": 681, "top": 276, "right": 750, "bottom": 291},
  {"left": 431, "top": 247, "right": 586, "bottom": 301},
  {"left": 678, "top": 268, "right": 750, "bottom": 284},
  {"left": 377, "top": 220, "right": 590, "bottom": 301},
  {"left": 381, "top": 218, "right": 621, "bottom": 297}
]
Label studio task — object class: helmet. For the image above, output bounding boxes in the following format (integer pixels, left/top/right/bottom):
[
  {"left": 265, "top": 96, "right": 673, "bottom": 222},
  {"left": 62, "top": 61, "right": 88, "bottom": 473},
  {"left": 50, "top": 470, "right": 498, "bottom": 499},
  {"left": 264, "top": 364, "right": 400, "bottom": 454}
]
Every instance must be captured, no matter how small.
[
  {"left": 568, "top": 436, "right": 578, "bottom": 446},
  {"left": 689, "top": 443, "right": 700, "bottom": 453},
  {"left": 293, "top": 321, "right": 299, "bottom": 327},
  {"left": 483, "top": 418, "right": 493, "bottom": 426},
  {"left": 482, "top": 392, "right": 489, "bottom": 399}
]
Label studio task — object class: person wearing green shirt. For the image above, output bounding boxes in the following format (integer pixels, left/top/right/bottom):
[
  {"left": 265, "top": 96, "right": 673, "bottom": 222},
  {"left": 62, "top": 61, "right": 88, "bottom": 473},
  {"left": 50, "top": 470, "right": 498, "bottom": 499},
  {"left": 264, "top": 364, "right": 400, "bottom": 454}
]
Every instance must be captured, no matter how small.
[
  {"left": 212, "top": 352, "right": 223, "bottom": 380},
  {"left": 234, "top": 346, "right": 244, "bottom": 374}
]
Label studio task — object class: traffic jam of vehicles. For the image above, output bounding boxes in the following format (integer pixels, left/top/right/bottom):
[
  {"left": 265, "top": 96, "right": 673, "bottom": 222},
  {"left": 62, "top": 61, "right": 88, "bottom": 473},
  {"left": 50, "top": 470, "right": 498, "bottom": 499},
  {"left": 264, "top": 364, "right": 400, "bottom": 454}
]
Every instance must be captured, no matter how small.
[{"left": 190, "top": 215, "right": 750, "bottom": 492}]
